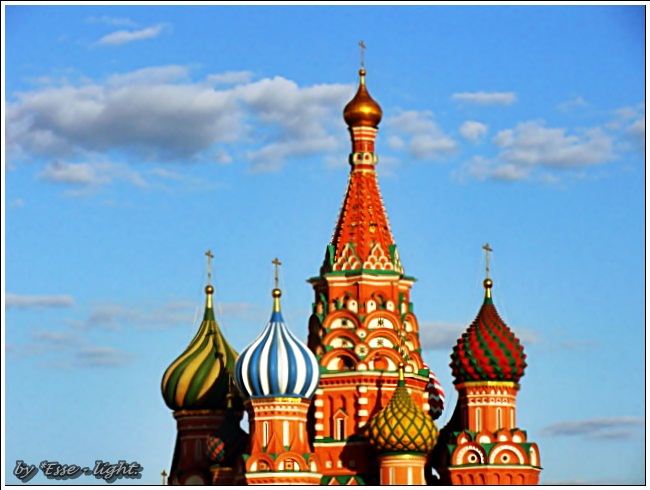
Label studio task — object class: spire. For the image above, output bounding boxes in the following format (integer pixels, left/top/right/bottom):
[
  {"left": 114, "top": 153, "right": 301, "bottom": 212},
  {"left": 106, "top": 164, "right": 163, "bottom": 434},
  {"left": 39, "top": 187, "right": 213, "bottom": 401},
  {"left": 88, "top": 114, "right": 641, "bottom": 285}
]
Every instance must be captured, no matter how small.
[
  {"left": 271, "top": 257, "right": 282, "bottom": 316},
  {"left": 325, "top": 52, "right": 400, "bottom": 273},
  {"left": 482, "top": 243, "right": 493, "bottom": 302},
  {"left": 205, "top": 249, "right": 215, "bottom": 317}
]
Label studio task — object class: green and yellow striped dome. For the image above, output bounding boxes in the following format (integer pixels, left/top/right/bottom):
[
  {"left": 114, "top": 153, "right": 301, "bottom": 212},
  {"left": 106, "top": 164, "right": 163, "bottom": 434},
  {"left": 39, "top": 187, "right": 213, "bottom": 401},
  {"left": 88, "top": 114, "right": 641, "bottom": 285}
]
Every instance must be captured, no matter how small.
[
  {"left": 161, "top": 285, "right": 240, "bottom": 411},
  {"left": 368, "top": 370, "right": 438, "bottom": 455}
]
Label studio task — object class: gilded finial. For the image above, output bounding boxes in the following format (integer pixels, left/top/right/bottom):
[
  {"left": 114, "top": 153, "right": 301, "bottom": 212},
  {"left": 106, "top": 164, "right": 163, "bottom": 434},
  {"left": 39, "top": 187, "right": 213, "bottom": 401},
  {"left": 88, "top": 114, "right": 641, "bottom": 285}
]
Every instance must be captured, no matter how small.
[
  {"left": 205, "top": 250, "right": 215, "bottom": 307},
  {"left": 271, "top": 257, "right": 282, "bottom": 311},
  {"left": 482, "top": 243, "right": 494, "bottom": 299}
]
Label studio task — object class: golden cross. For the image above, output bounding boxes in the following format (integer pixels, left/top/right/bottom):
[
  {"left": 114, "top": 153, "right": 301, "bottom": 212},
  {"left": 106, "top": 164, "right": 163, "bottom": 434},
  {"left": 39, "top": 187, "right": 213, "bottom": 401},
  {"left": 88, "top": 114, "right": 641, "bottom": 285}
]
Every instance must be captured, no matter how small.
[
  {"left": 359, "top": 40, "right": 366, "bottom": 68},
  {"left": 272, "top": 257, "right": 282, "bottom": 289},
  {"left": 205, "top": 249, "right": 214, "bottom": 284},
  {"left": 482, "top": 243, "right": 493, "bottom": 278}
]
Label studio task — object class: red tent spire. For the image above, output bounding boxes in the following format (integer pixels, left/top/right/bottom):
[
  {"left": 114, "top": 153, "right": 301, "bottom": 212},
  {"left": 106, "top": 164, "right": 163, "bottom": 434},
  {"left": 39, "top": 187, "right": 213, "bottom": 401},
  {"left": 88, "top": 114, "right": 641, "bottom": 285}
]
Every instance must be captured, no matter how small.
[{"left": 326, "top": 66, "right": 401, "bottom": 274}]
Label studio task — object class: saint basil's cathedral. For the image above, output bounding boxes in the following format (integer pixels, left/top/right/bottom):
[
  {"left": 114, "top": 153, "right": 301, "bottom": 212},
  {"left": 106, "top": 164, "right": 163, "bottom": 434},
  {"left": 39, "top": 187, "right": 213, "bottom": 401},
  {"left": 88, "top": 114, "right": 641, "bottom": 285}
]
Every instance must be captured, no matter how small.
[{"left": 161, "top": 53, "right": 542, "bottom": 485}]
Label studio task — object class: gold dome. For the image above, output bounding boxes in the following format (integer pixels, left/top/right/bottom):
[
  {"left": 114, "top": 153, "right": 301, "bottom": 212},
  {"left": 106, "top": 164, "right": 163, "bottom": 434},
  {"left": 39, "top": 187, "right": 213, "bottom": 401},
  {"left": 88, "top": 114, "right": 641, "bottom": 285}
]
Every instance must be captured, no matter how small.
[
  {"left": 368, "top": 374, "right": 438, "bottom": 454},
  {"left": 343, "top": 69, "right": 383, "bottom": 128}
]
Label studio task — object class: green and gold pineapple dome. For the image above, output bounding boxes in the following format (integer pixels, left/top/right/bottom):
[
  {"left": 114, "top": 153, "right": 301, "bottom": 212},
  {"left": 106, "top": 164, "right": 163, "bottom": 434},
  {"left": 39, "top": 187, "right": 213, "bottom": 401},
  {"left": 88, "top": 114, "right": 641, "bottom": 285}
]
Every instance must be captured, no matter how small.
[
  {"left": 161, "top": 285, "right": 241, "bottom": 411},
  {"left": 368, "top": 369, "right": 438, "bottom": 454}
]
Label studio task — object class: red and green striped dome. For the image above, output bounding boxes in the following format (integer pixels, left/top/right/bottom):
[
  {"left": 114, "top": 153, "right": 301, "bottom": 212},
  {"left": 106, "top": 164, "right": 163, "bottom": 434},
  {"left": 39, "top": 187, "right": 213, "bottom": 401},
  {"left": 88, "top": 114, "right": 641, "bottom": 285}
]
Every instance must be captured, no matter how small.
[{"left": 450, "top": 279, "right": 527, "bottom": 384}]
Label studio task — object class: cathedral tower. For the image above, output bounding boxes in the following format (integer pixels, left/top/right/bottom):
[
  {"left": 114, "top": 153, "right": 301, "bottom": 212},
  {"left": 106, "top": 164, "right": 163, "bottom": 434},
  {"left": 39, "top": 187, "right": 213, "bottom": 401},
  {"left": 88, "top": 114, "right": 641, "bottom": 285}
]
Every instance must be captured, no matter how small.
[
  {"left": 432, "top": 246, "right": 542, "bottom": 484},
  {"left": 161, "top": 252, "right": 243, "bottom": 485},
  {"left": 234, "top": 260, "right": 323, "bottom": 485},
  {"left": 306, "top": 53, "right": 443, "bottom": 484}
]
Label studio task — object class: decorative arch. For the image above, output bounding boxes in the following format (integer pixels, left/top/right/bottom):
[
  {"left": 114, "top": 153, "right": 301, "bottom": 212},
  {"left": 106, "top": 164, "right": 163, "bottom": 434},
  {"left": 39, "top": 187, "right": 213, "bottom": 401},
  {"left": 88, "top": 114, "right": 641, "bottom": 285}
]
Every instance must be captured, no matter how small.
[
  {"left": 476, "top": 429, "right": 494, "bottom": 444},
  {"left": 277, "top": 451, "right": 309, "bottom": 471},
  {"left": 529, "top": 445, "right": 539, "bottom": 467},
  {"left": 322, "top": 329, "right": 358, "bottom": 349},
  {"left": 324, "top": 311, "right": 360, "bottom": 331},
  {"left": 403, "top": 331, "right": 421, "bottom": 352},
  {"left": 333, "top": 243, "right": 361, "bottom": 271},
  {"left": 365, "top": 328, "right": 401, "bottom": 346},
  {"left": 321, "top": 349, "right": 358, "bottom": 371},
  {"left": 488, "top": 444, "right": 527, "bottom": 465},
  {"left": 246, "top": 454, "right": 275, "bottom": 473},
  {"left": 363, "top": 243, "right": 394, "bottom": 271},
  {"left": 364, "top": 310, "right": 401, "bottom": 331},
  {"left": 452, "top": 443, "right": 487, "bottom": 466},
  {"left": 365, "top": 348, "right": 402, "bottom": 372}
]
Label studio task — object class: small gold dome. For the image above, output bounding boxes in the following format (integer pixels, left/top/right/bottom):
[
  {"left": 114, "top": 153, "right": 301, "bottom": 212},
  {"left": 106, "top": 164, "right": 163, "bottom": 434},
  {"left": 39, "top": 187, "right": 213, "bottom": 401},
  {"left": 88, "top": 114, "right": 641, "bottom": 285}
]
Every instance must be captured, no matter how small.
[
  {"left": 368, "top": 378, "right": 438, "bottom": 454},
  {"left": 343, "top": 69, "right": 383, "bottom": 128}
]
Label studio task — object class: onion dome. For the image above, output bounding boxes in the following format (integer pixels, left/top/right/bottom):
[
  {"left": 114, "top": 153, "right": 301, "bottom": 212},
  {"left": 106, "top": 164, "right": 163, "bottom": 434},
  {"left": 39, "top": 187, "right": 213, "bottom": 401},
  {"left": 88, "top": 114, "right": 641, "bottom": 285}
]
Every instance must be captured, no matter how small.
[
  {"left": 235, "top": 286, "right": 320, "bottom": 400},
  {"left": 450, "top": 278, "right": 527, "bottom": 384},
  {"left": 368, "top": 366, "right": 438, "bottom": 454},
  {"left": 343, "top": 69, "right": 383, "bottom": 128},
  {"left": 161, "top": 284, "right": 241, "bottom": 411},
  {"left": 425, "top": 367, "right": 446, "bottom": 421}
]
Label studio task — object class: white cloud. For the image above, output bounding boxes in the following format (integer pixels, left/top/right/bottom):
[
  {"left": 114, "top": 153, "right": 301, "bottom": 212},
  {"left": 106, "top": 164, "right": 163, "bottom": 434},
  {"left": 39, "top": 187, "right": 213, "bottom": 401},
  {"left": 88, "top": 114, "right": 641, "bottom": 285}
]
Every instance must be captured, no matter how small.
[
  {"left": 98, "top": 24, "right": 168, "bottom": 46},
  {"left": 8, "top": 66, "right": 351, "bottom": 173},
  {"left": 541, "top": 417, "right": 645, "bottom": 440},
  {"left": 459, "top": 121, "right": 488, "bottom": 143},
  {"left": 38, "top": 161, "right": 148, "bottom": 193},
  {"left": 557, "top": 96, "right": 588, "bottom": 112},
  {"left": 626, "top": 117, "right": 645, "bottom": 149},
  {"left": 490, "top": 163, "right": 531, "bottom": 182},
  {"left": 385, "top": 110, "right": 456, "bottom": 160},
  {"left": 452, "top": 91, "right": 517, "bottom": 106},
  {"left": 9, "top": 198, "right": 25, "bottom": 208},
  {"left": 107, "top": 65, "right": 189, "bottom": 86},
  {"left": 456, "top": 156, "right": 533, "bottom": 183},
  {"left": 86, "top": 16, "right": 137, "bottom": 27},
  {"left": 207, "top": 71, "right": 254, "bottom": 86},
  {"left": 386, "top": 135, "right": 404, "bottom": 150},
  {"left": 75, "top": 345, "right": 133, "bottom": 367},
  {"left": 419, "top": 321, "right": 465, "bottom": 351},
  {"left": 6, "top": 293, "right": 75, "bottom": 309},
  {"left": 494, "top": 121, "right": 614, "bottom": 168},
  {"left": 419, "top": 319, "right": 539, "bottom": 351},
  {"left": 68, "top": 300, "right": 198, "bottom": 331}
]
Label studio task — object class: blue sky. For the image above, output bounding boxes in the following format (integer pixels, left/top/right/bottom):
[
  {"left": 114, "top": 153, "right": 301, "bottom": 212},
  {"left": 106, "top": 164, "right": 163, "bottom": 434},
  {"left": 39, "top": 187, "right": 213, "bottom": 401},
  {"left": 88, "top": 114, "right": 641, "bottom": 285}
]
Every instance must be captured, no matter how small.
[{"left": 3, "top": 4, "right": 646, "bottom": 486}]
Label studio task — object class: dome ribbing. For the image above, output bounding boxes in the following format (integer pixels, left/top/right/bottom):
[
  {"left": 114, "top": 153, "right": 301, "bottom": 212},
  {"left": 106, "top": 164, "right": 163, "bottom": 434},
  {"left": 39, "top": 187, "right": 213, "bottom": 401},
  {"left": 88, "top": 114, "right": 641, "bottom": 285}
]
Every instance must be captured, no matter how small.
[{"left": 450, "top": 279, "right": 527, "bottom": 384}]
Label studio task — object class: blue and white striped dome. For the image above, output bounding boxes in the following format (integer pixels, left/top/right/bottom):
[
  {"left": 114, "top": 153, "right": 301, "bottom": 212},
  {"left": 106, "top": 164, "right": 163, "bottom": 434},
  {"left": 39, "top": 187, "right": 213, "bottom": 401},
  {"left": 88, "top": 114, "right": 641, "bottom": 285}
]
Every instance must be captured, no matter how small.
[{"left": 235, "top": 288, "right": 320, "bottom": 400}]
